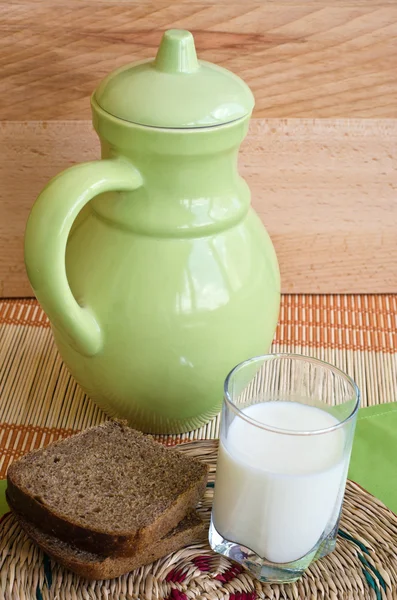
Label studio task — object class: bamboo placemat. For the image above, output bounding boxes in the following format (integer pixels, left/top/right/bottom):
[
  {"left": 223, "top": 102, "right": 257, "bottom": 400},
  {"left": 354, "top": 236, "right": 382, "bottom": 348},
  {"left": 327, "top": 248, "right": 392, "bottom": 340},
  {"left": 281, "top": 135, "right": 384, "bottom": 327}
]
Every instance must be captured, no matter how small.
[
  {"left": 1, "top": 295, "right": 397, "bottom": 599},
  {"left": 2, "top": 440, "right": 397, "bottom": 600},
  {"left": 1, "top": 294, "right": 397, "bottom": 479}
]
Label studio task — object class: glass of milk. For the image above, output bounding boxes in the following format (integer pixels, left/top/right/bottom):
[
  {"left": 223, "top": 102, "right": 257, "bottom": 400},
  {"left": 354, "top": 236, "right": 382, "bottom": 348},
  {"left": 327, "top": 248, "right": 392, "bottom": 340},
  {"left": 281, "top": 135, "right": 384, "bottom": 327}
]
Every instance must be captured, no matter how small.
[{"left": 210, "top": 354, "right": 359, "bottom": 583}]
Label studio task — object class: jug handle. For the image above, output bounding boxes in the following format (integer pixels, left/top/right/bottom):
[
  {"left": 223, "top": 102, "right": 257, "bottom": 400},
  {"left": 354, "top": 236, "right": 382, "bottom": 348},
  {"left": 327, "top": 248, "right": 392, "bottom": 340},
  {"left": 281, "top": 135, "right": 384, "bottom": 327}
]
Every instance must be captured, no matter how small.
[{"left": 24, "top": 158, "right": 143, "bottom": 357}]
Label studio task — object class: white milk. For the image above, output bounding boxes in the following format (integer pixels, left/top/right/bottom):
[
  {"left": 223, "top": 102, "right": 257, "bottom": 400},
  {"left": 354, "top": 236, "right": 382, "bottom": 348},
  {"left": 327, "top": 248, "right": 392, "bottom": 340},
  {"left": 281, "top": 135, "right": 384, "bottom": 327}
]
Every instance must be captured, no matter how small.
[{"left": 212, "top": 401, "right": 347, "bottom": 564}]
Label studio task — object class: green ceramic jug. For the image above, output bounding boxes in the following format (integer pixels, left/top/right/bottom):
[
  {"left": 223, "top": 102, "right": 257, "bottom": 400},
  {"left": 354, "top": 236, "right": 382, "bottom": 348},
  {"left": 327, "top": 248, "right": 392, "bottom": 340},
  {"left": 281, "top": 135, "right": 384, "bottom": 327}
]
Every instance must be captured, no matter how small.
[{"left": 24, "top": 30, "right": 280, "bottom": 434}]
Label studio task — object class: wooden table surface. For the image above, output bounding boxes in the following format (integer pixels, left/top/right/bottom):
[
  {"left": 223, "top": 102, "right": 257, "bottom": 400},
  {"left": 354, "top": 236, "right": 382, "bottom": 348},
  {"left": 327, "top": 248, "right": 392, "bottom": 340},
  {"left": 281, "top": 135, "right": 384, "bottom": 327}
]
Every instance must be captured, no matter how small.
[
  {"left": 1, "top": 0, "right": 397, "bottom": 295},
  {"left": 2, "top": 0, "right": 397, "bottom": 119}
]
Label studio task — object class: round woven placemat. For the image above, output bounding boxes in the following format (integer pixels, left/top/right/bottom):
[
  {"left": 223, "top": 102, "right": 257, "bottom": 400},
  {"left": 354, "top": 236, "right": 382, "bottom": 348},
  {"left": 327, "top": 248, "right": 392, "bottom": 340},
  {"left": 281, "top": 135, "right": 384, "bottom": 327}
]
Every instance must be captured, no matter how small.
[{"left": 1, "top": 440, "right": 397, "bottom": 600}]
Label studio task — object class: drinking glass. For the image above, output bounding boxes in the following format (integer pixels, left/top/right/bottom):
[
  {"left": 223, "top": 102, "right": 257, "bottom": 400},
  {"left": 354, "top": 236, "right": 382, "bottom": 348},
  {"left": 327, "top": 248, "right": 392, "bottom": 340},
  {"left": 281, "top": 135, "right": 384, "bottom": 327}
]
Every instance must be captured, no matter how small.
[{"left": 209, "top": 354, "right": 359, "bottom": 583}]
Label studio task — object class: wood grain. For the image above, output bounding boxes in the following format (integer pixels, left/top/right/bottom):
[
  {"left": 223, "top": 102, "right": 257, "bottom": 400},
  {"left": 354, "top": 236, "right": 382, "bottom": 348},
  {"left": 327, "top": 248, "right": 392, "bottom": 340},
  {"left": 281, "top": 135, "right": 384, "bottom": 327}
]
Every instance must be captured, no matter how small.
[
  {"left": 1, "top": 119, "right": 396, "bottom": 297},
  {"left": 1, "top": 1, "right": 396, "bottom": 297},
  {"left": 1, "top": 1, "right": 397, "bottom": 120}
]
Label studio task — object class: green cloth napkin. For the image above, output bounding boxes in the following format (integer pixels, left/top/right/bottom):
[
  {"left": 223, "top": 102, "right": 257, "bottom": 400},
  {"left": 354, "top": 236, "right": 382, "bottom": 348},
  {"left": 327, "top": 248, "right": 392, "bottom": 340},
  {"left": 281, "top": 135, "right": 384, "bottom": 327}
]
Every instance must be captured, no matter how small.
[
  {"left": 0, "top": 479, "right": 8, "bottom": 518},
  {"left": 348, "top": 402, "right": 397, "bottom": 515},
  {"left": 0, "top": 404, "right": 396, "bottom": 519}
]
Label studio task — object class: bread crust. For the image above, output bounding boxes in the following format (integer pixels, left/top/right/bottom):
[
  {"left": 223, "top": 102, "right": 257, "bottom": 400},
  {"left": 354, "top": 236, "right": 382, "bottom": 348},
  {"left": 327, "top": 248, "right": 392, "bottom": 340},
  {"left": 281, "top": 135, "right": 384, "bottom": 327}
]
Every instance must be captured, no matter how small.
[{"left": 12, "top": 509, "right": 208, "bottom": 580}]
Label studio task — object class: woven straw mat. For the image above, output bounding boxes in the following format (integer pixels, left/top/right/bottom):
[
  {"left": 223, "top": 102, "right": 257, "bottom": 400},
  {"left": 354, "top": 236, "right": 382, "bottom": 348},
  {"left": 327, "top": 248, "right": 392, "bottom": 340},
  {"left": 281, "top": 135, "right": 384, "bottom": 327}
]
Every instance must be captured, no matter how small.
[
  {"left": 1, "top": 295, "right": 397, "bottom": 599},
  {"left": 1, "top": 440, "right": 397, "bottom": 600}
]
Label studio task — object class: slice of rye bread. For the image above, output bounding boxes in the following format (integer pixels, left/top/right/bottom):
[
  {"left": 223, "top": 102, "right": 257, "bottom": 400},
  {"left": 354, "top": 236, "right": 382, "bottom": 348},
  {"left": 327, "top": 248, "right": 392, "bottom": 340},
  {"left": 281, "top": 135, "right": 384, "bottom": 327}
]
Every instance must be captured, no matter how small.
[
  {"left": 6, "top": 421, "right": 208, "bottom": 557},
  {"left": 13, "top": 509, "right": 208, "bottom": 580}
]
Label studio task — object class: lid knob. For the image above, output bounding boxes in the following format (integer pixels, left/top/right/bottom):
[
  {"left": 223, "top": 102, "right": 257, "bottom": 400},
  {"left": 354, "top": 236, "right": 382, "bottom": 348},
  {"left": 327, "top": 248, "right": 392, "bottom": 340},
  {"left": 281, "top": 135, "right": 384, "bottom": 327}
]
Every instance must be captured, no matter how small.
[{"left": 154, "top": 29, "right": 199, "bottom": 74}]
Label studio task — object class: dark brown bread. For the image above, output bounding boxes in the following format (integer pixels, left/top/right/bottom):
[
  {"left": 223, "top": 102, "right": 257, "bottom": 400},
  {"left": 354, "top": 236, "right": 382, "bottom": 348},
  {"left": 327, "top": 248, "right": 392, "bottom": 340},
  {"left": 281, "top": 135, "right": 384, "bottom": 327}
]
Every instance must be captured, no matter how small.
[
  {"left": 13, "top": 509, "right": 208, "bottom": 580},
  {"left": 7, "top": 421, "right": 208, "bottom": 556}
]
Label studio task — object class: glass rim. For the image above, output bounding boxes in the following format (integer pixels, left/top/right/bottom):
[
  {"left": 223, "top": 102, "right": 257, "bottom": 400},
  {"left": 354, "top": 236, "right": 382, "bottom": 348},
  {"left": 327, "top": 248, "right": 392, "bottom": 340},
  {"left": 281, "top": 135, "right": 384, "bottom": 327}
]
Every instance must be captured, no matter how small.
[{"left": 223, "top": 353, "right": 360, "bottom": 436}]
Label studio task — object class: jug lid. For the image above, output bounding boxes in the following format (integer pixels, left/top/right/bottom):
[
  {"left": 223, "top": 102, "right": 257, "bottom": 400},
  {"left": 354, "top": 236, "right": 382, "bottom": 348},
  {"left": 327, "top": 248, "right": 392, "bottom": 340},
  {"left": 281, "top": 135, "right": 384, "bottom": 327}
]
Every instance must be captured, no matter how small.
[{"left": 94, "top": 29, "right": 254, "bottom": 128}]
